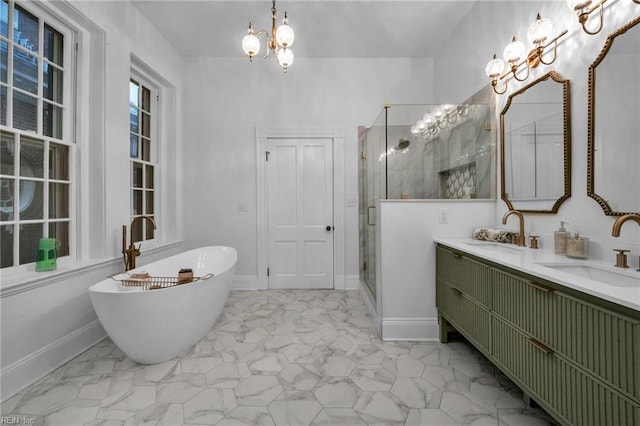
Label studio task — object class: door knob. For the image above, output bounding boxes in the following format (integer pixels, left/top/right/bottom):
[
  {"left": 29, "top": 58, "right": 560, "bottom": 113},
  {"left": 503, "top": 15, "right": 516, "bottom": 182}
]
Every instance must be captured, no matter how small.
[{"left": 326, "top": 226, "right": 333, "bottom": 231}]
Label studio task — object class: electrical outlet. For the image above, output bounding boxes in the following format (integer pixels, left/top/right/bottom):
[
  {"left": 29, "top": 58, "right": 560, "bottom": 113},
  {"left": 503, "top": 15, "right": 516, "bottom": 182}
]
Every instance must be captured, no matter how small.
[{"left": 439, "top": 208, "right": 449, "bottom": 224}]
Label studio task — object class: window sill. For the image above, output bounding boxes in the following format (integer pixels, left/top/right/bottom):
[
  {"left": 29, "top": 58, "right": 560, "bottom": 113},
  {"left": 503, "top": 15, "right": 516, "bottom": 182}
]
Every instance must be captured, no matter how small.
[{"left": 1, "top": 240, "right": 183, "bottom": 297}]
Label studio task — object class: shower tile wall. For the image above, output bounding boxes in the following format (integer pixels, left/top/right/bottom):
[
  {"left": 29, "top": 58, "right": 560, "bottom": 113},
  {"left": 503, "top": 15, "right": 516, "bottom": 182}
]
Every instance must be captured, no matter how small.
[
  {"left": 387, "top": 126, "right": 427, "bottom": 199},
  {"left": 441, "top": 164, "right": 477, "bottom": 199},
  {"left": 385, "top": 105, "right": 492, "bottom": 200}
]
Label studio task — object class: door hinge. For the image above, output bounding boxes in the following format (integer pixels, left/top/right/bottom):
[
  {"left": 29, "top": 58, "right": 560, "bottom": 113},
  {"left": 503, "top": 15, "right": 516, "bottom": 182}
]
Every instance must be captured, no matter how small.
[
  {"left": 265, "top": 151, "right": 270, "bottom": 161},
  {"left": 361, "top": 149, "right": 366, "bottom": 160},
  {"left": 267, "top": 267, "right": 270, "bottom": 277}
]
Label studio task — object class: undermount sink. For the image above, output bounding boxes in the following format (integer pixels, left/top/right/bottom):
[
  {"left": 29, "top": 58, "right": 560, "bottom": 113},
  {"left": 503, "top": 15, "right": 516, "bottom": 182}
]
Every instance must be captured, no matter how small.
[
  {"left": 536, "top": 262, "right": 640, "bottom": 287},
  {"left": 461, "top": 240, "right": 525, "bottom": 254}
]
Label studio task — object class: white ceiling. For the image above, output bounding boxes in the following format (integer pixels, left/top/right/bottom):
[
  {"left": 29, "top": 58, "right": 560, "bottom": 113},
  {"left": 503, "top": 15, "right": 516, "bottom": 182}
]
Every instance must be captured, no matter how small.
[{"left": 130, "top": 0, "right": 479, "bottom": 58}]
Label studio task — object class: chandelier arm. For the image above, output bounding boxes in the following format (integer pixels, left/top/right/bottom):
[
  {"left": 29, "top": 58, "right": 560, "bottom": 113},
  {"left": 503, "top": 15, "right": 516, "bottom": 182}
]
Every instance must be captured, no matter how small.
[
  {"left": 580, "top": 2, "right": 604, "bottom": 35},
  {"left": 538, "top": 29, "right": 568, "bottom": 65},
  {"left": 511, "top": 62, "right": 530, "bottom": 82},
  {"left": 491, "top": 78, "right": 508, "bottom": 95},
  {"left": 538, "top": 42, "right": 557, "bottom": 66},
  {"left": 585, "top": 0, "right": 607, "bottom": 15},
  {"left": 541, "top": 29, "right": 568, "bottom": 50}
]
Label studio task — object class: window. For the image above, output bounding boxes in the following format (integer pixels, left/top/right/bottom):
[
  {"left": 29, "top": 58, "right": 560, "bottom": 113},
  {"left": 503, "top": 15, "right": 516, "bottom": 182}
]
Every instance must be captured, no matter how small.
[
  {"left": 129, "top": 75, "right": 156, "bottom": 242},
  {"left": 0, "top": 0, "right": 73, "bottom": 269}
]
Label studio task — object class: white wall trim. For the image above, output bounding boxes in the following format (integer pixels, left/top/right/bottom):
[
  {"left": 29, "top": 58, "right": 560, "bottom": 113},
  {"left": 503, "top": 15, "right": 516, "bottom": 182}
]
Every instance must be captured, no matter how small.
[
  {"left": 255, "top": 127, "right": 346, "bottom": 290},
  {"left": 381, "top": 318, "right": 439, "bottom": 341},
  {"left": 232, "top": 275, "right": 260, "bottom": 291},
  {"left": 1, "top": 320, "right": 106, "bottom": 402},
  {"left": 345, "top": 275, "right": 361, "bottom": 291}
]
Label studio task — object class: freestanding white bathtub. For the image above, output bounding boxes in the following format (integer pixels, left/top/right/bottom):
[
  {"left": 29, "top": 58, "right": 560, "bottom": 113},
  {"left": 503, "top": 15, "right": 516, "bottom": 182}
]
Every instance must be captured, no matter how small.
[{"left": 89, "top": 246, "right": 237, "bottom": 364}]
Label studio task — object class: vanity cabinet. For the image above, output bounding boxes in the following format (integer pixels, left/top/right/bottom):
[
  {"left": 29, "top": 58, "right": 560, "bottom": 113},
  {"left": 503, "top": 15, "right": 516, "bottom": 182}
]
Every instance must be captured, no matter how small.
[{"left": 436, "top": 245, "right": 640, "bottom": 426}]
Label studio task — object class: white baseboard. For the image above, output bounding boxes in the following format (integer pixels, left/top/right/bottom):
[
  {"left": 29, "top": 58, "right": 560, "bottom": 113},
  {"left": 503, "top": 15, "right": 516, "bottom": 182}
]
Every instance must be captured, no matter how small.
[
  {"left": 344, "top": 275, "right": 360, "bottom": 290},
  {"left": 1, "top": 320, "right": 106, "bottom": 402},
  {"left": 231, "top": 275, "right": 260, "bottom": 290},
  {"left": 382, "top": 317, "right": 439, "bottom": 341},
  {"left": 231, "top": 275, "right": 360, "bottom": 291}
]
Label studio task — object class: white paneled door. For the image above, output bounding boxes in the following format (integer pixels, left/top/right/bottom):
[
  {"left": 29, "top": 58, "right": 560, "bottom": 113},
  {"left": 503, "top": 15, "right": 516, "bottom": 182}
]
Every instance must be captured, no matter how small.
[{"left": 266, "top": 138, "right": 334, "bottom": 289}]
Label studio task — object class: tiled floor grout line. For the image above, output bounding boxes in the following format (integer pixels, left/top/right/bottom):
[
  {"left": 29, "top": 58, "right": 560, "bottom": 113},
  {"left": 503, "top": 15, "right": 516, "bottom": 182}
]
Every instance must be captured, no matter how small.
[{"left": 3, "top": 290, "right": 555, "bottom": 425}]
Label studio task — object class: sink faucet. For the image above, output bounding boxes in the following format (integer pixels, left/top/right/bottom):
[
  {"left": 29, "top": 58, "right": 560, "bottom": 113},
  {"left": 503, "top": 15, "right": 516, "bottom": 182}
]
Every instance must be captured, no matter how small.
[
  {"left": 502, "top": 209, "right": 526, "bottom": 247},
  {"left": 611, "top": 214, "right": 640, "bottom": 270},
  {"left": 122, "top": 216, "right": 157, "bottom": 271}
]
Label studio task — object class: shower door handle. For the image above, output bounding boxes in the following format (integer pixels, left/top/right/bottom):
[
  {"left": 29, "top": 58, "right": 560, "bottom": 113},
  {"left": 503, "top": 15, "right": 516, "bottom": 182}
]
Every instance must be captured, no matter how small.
[{"left": 367, "top": 206, "right": 376, "bottom": 226}]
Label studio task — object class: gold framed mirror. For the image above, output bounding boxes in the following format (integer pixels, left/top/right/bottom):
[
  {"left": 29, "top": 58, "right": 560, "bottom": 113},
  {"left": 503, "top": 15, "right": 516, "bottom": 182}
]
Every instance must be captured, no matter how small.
[
  {"left": 500, "top": 71, "right": 571, "bottom": 214},
  {"left": 588, "top": 16, "right": 640, "bottom": 216}
]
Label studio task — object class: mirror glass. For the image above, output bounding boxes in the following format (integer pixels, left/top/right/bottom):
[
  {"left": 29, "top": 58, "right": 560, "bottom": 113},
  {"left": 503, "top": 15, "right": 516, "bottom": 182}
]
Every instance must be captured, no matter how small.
[
  {"left": 588, "top": 17, "right": 640, "bottom": 216},
  {"left": 500, "top": 71, "right": 571, "bottom": 214}
]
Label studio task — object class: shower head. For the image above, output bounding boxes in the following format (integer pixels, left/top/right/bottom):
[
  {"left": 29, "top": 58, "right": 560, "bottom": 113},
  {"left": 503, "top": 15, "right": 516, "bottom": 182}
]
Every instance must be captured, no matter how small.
[{"left": 396, "top": 139, "right": 410, "bottom": 150}]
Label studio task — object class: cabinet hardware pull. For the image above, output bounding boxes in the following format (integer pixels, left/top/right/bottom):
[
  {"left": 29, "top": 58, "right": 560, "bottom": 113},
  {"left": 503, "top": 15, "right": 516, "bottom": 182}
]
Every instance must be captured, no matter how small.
[
  {"left": 528, "top": 338, "right": 553, "bottom": 355},
  {"left": 527, "top": 281, "right": 553, "bottom": 293},
  {"left": 447, "top": 284, "right": 463, "bottom": 296}
]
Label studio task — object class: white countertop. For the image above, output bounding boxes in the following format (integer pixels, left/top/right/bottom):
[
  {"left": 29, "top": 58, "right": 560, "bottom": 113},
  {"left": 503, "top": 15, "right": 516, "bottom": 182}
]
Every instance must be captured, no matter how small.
[{"left": 435, "top": 238, "right": 640, "bottom": 312}]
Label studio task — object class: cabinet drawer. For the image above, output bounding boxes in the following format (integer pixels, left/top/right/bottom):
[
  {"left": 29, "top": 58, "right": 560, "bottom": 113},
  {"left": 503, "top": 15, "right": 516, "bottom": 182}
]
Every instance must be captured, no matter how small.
[
  {"left": 436, "top": 246, "right": 492, "bottom": 308},
  {"left": 492, "top": 267, "right": 640, "bottom": 401},
  {"left": 492, "top": 318, "right": 640, "bottom": 426},
  {"left": 436, "top": 277, "right": 491, "bottom": 354}
]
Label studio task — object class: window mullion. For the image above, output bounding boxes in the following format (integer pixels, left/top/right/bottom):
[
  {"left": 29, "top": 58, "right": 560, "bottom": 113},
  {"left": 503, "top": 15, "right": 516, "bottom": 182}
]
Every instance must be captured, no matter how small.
[
  {"left": 37, "top": 15, "right": 44, "bottom": 136},
  {"left": 6, "top": 0, "right": 14, "bottom": 128},
  {"left": 12, "top": 134, "right": 20, "bottom": 267},
  {"left": 43, "top": 138, "right": 50, "bottom": 235}
]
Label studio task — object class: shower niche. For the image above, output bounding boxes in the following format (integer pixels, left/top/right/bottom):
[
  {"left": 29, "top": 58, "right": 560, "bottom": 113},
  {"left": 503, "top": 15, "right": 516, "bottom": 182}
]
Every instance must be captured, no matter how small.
[{"left": 358, "top": 98, "right": 496, "bottom": 339}]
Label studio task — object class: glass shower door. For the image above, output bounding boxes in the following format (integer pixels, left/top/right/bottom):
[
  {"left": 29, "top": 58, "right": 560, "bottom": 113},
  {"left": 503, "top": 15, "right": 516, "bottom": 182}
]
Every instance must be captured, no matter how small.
[{"left": 359, "top": 116, "right": 386, "bottom": 303}]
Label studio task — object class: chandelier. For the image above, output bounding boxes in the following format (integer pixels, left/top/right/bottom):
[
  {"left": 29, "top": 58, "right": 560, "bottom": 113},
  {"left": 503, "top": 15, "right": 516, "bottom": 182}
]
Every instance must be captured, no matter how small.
[{"left": 241, "top": 0, "right": 295, "bottom": 71}]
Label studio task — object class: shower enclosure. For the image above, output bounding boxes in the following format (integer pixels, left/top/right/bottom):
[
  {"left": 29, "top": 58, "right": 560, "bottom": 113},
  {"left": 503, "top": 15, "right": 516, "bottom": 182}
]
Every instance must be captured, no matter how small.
[{"left": 359, "top": 102, "right": 493, "bottom": 305}]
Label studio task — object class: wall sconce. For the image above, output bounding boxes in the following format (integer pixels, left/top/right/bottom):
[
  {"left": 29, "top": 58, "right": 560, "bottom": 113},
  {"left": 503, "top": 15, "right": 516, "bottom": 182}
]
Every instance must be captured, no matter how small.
[
  {"left": 410, "top": 104, "right": 471, "bottom": 140},
  {"left": 485, "top": 13, "right": 567, "bottom": 95},
  {"left": 566, "top": 0, "right": 608, "bottom": 35}
]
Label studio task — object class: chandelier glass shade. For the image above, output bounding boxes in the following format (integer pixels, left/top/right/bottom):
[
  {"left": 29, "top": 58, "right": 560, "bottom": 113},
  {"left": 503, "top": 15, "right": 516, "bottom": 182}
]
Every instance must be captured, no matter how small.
[{"left": 242, "top": 1, "right": 295, "bottom": 71}]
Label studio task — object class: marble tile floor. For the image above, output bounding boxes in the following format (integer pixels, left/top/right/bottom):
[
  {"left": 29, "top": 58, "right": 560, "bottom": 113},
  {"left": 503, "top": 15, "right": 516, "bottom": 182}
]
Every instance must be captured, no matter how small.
[{"left": 2, "top": 290, "right": 556, "bottom": 425}]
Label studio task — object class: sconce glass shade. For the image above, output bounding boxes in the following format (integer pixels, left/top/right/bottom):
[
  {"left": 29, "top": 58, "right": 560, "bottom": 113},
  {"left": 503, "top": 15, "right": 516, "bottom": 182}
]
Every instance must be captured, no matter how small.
[
  {"left": 528, "top": 14, "right": 552, "bottom": 45},
  {"left": 503, "top": 37, "right": 526, "bottom": 64},
  {"left": 276, "top": 20, "right": 295, "bottom": 47},
  {"left": 485, "top": 54, "right": 506, "bottom": 78},
  {"left": 242, "top": 31, "right": 260, "bottom": 57},
  {"left": 567, "top": 0, "right": 593, "bottom": 11},
  {"left": 277, "top": 47, "right": 294, "bottom": 68}
]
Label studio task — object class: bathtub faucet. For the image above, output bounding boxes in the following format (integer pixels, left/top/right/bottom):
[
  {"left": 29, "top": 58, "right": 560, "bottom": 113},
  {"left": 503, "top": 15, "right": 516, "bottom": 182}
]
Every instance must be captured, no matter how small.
[{"left": 122, "top": 216, "right": 157, "bottom": 271}]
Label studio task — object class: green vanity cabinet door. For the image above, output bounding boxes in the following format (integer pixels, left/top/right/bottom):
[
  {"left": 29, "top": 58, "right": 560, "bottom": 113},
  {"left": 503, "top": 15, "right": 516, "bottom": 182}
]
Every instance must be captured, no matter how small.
[
  {"left": 492, "top": 267, "right": 640, "bottom": 401},
  {"left": 492, "top": 318, "right": 640, "bottom": 426},
  {"left": 436, "top": 277, "right": 491, "bottom": 354},
  {"left": 436, "top": 246, "right": 492, "bottom": 308}
]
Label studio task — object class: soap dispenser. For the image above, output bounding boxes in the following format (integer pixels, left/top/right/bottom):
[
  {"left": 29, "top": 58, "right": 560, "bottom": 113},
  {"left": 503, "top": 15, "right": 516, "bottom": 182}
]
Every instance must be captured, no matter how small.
[
  {"left": 566, "top": 233, "right": 589, "bottom": 259},
  {"left": 554, "top": 221, "right": 570, "bottom": 254}
]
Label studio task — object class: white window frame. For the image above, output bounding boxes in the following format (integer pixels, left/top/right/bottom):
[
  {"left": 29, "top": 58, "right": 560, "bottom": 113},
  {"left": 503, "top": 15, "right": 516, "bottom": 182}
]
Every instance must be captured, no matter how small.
[
  {"left": 129, "top": 65, "right": 159, "bottom": 246},
  {"left": 0, "top": 0, "right": 77, "bottom": 273},
  {"left": 129, "top": 66, "right": 160, "bottom": 245}
]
